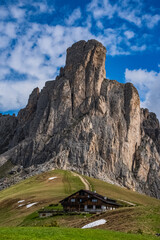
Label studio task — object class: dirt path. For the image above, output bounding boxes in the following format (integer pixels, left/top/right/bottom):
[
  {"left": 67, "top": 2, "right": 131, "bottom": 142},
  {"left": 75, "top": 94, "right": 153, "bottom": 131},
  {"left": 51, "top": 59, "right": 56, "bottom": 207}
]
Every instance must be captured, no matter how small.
[
  {"left": 117, "top": 199, "right": 136, "bottom": 206},
  {"left": 71, "top": 172, "right": 136, "bottom": 206},
  {"left": 71, "top": 172, "right": 91, "bottom": 190}
]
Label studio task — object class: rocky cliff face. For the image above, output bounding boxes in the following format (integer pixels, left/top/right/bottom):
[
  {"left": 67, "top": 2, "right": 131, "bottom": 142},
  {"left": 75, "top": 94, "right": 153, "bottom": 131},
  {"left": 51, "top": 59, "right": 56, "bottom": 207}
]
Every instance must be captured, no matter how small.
[{"left": 0, "top": 40, "right": 160, "bottom": 198}]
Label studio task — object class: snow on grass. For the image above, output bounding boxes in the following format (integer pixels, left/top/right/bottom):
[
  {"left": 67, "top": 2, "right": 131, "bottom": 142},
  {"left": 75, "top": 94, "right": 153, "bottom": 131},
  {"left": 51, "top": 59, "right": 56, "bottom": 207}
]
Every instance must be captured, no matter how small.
[
  {"left": 82, "top": 219, "right": 107, "bottom": 229},
  {"left": 18, "top": 204, "right": 25, "bottom": 208},
  {"left": 48, "top": 177, "right": 57, "bottom": 180},
  {"left": 26, "top": 202, "right": 38, "bottom": 208},
  {"left": 18, "top": 200, "right": 25, "bottom": 203}
]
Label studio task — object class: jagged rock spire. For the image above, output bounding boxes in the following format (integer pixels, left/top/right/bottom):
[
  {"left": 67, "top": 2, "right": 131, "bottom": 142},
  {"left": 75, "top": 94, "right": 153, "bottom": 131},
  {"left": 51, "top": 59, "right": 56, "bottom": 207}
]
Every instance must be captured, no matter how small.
[
  {"left": 0, "top": 40, "right": 160, "bottom": 199},
  {"left": 61, "top": 40, "right": 106, "bottom": 116}
]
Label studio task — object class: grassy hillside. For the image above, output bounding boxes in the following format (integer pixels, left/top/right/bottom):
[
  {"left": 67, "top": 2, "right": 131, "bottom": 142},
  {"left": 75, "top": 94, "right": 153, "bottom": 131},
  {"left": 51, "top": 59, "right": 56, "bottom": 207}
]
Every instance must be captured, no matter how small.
[
  {"left": 79, "top": 176, "right": 160, "bottom": 235},
  {"left": 0, "top": 227, "right": 158, "bottom": 240},
  {"left": 86, "top": 176, "right": 160, "bottom": 206},
  {"left": 0, "top": 170, "right": 84, "bottom": 226},
  {"left": 0, "top": 169, "right": 160, "bottom": 236}
]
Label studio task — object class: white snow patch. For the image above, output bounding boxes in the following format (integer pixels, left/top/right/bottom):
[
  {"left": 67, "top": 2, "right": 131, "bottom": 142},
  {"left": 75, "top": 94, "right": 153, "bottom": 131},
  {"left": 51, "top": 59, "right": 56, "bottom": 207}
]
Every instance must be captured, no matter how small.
[
  {"left": 48, "top": 177, "right": 57, "bottom": 180},
  {"left": 82, "top": 219, "right": 107, "bottom": 229},
  {"left": 18, "top": 200, "right": 25, "bottom": 203},
  {"left": 26, "top": 202, "right": 38, "bottom": 208},
  {"left": 18, "top": 204, "right": 24, "bottom": 207}
]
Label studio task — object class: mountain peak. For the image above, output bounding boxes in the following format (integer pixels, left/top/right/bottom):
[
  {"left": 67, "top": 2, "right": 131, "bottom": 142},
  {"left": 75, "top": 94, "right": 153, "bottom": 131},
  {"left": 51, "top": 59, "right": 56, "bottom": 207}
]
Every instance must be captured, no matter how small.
[
  {"left": 66, "top": 39, "right": 106, "bottom": 66},
  {"left": 60, "top": 40, "right": 106, "bottom": 116},
  {"left": 0, "top": 40, "right": 160, "bottom": 199}
]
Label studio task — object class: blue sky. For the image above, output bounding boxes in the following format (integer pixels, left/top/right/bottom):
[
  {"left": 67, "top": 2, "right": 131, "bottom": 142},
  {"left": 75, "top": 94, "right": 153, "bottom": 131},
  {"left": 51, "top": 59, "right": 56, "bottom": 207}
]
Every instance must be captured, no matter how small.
[{"left": 0, "top": 0, "right": 160, "bottom": 119}]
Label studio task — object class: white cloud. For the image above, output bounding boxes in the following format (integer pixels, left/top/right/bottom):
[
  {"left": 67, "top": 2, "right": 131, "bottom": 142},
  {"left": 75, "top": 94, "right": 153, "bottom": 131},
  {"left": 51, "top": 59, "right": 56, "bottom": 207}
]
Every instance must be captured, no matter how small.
[
  {"left": 33, "top": 2, "right": 47, "bottom": 12},
  {"left": 10, "top": 6, "right": 25, "bottom": 20},
  {"left": 0, "top": 35, "right": 10, "bottom": 48},
  {"left": 31, "top": 2, "right": 55, "bottom": 14},
  {"left": 0, "top": 21, "right": 95, "bottom": 111},
  {"left": 0, "top": 23, "right": 95, "bottom": 112},
  {"left": 0, "top": 22, "right": 17, "bottom": 38},
  {"left": 87, "top": 0, "right": 160, "bottom": 29},
  {"left": 143, "top": 14, "right": 160, "bottom": 29},
  {"left": 0, "top": 0, "right": 159, "bottom": 113},
  {"left": 125, "top": 68, "right": 160, "bottom": 120},
  {"left": 0, "top": 67, "right": 10, "bottom": 79},
  {"left": 87, "top": 0, "right": 116, "bottom": 19},
  {"left": 96, "top": 21, "right": 104, "bottom": 29},
  {"left": 0, "top": 7, "right": 8, "bottom": 19},
  {"left": 87, "top": 0, "right": 142, "bottom": 26},
  {"left": 131, "top": 44, "right": 146, "bottom": 51},
  {"left": 97, "top": 27, "right": 130, "bottom": 55},
  {"left": 0, "top": 16, "right": 133, "bottom": 111},
  {"left": 124, "top": 30, "right": 135, "bottom": 39},
  {"left": 65, "top": 8, "right": 82, "bottom": 25},
  {"left": 117, "top": 8, "right": 142, "bottom": 27},
  {"left": 0, "top": 79, "right": 46, "bottom": 112}
]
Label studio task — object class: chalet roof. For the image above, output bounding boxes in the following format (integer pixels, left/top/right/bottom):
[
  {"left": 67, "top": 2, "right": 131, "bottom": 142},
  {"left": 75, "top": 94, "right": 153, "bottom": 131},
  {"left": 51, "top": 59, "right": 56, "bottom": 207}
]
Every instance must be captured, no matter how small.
[{"left": 60, "top": 189, "right": 120, "bottom": 206}]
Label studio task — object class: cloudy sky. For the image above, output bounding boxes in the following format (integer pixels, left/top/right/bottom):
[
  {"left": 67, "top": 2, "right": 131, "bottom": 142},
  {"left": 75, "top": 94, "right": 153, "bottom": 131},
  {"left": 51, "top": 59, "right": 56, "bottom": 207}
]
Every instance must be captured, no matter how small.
[{"left": 0, "top": 0, "right": 160, "bottom": 119}]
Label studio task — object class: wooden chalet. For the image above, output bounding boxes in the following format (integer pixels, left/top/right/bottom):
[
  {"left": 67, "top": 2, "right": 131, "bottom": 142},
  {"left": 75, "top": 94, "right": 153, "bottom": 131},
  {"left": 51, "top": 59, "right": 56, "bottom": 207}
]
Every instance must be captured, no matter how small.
[{"left": 60, "top": 189, "right": 120, "bottom": 213}]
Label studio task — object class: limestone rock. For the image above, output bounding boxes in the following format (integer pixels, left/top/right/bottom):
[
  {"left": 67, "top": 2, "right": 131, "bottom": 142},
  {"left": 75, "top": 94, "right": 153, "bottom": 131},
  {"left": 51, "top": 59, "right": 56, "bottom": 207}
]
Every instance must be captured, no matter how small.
[
  {"left": 0, "top": 39, "right": 160, "bottom": 198},
  {"left": 0, "top": 114, "right": 17, "bottom": 155}
]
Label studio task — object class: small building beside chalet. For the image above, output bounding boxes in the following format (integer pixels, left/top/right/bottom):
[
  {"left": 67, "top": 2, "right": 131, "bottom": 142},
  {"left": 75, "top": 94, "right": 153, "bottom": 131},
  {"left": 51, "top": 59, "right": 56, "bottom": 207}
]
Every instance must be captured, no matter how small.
[{"left": 60, "top": 189, "right": 120, "bottom": 213}]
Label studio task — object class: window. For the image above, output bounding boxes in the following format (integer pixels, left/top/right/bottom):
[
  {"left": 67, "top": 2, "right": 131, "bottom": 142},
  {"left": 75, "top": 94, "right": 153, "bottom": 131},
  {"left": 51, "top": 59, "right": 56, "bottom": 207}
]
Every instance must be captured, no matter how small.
[
  {"left": 92, "top": 199, "right": 97, "bottom": 202},
  {"left": 96, "top": 205, "right": 101, "bottom": 209},
  {"left": 88, "top": 205, "right": 93, "bottom": 209},
  {"left": 71, "top": 199, "right": 75, "bottom": 202}
]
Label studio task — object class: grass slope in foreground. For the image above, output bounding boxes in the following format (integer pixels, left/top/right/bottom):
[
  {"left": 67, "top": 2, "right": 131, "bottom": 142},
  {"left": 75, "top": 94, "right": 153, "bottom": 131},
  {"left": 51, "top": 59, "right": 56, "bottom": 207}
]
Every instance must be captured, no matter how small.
[
  {"left": 81, "top": 176, "right": 160, "bottom": 235},
  {"left": 0, "top": 169, "right": 160, "bottom": 235},
  {"left": 0, "top": 227, "right": 158, "bottom": 240}
]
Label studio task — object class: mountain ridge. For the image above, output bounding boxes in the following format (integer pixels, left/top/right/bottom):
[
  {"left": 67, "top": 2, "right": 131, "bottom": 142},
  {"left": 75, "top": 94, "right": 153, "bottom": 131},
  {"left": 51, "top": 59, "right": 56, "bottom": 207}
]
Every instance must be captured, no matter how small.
[{"left": 0, "top": 39, "right": 160, "bottom": 198}]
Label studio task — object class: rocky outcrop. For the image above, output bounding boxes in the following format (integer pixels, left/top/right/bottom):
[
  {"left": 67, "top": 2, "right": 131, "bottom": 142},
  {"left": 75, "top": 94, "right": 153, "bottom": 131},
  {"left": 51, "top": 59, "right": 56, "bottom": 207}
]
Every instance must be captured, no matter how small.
[
  {"left": 132, "top": 109, "right": 160, "bottom": 198},
  {"left": 0, "top": 39, "right": 160, "bottom": 198},
  {"left": 0, "top": 114, "right": 17, "bottom": 156}
]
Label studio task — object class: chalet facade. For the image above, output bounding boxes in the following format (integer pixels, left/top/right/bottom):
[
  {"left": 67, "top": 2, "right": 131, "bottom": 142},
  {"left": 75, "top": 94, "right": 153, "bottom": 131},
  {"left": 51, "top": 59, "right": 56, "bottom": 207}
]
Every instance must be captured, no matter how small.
[{"left": 60, "top": 189, "right": 120, "bottom": 213}]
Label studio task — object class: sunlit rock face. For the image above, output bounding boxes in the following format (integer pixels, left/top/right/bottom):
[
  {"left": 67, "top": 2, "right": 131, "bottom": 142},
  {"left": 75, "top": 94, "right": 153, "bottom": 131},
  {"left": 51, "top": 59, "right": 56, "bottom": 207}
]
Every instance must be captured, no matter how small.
[{"left": 0, "top": 39, "right": 160, "bottom": 198}]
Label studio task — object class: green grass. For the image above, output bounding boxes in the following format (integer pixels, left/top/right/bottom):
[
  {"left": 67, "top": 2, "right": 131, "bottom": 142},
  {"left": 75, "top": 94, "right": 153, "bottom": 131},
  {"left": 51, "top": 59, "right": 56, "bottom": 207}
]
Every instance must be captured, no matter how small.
[
  {"left": 0, "top": 227, "right": 158, "bottom": 240},
  {"left": 85, "top": 176, "right": 160, "bottom": 206},
  {"left": 0, "top": 169, "right": 160, "bottom": 236},
  {"left": 0, "top": 170, "right": 84, "bottom": 226},
  {"left": 43, "top": 203, "right": 63, "bottom": 211},
  {"left": 77, "top": 176, "right": 160, "bottom": 235},
  {"left": 0, "top": 170, "right": 83, "bottom": 202},
  {"left": 20, "top": 210, "right": 91, "bottom": 227}
]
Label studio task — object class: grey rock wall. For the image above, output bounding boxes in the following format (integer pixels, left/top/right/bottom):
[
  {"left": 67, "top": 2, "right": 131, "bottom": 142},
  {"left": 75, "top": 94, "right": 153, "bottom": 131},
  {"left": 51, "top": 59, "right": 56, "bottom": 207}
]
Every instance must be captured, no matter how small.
[{"left": 0, "top": 39, "right": 160, "bottom": 198}]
